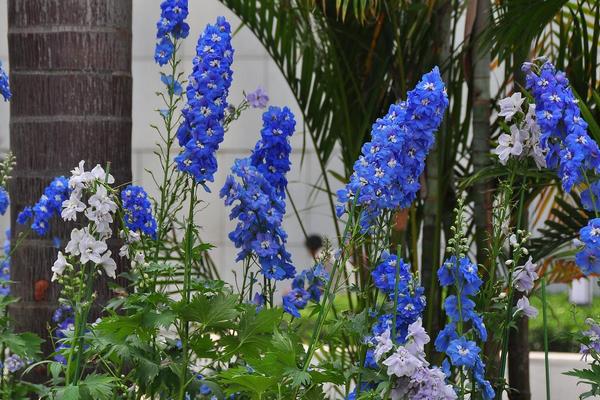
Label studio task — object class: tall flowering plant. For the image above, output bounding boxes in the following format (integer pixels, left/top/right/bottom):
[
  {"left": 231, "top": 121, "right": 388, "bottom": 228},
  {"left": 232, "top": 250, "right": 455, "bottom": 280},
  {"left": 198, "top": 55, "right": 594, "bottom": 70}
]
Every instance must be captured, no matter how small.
[{"left": 0, "top": 65, "right": 44, "bottom": 399}]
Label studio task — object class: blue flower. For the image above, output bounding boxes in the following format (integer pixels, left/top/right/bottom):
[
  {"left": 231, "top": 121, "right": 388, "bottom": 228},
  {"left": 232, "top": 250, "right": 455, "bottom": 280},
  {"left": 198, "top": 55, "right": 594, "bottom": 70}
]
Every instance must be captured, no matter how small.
[
  {"left": 52, "top": 304, "right": 74, "bottom": 365},
  {"left": 176, "top": 17, "right": 234, "bottom": 185},
  {"left": 336, "top": 67, "right": 448, "bottom": 230},
  {"left": 446, "top": 337, "right": 480, "bottom": 368},
  {"left": 0, "top": 61, "right": 10, "bottom": 101},
  {"left": 250, "top": 106, "right": 296, "bottom": 197},
  {"left": 581, "top": 180, "right": 600, "bottom": 211},
  {"left": 252, "top": 292, "right": 265, "bottom": 312},
  {"left": 524, "top": 61, "right": 600, "bottom": 192},
  {"left": 0, "top": 187, "right": 9, "bottom": 215},
  {"left": 220, "top": 158, "right": 294, "bottom": 280},
  {"left": 154, "top": 36, "right": 175, "bottom": 66},
  {"left": 576, "top": 246, "right": 600, "bottom": 275},
  {"left": 438, "top": 256, "right": 482, "bottom": 296},
  {"left": 437, "top": 253, "right": 491, "bottom": 397},
  {"left": 443, "top": 294, "right": 476, "bottom": 322},
  {"left": 371, "top": 254, "right": 412, "bottom": 295},
  {"left": 18, "top": 176, "right": 70, "bottom": 236},
  {"left": 474, "top": 358, "right": 495, "bottom": 400},
  {"left": 160, "top": 74, "right": 182, "bottom": 96},
  {"left": 282, "top": 288, "right": 310, "bottom": 318},
  {"left": 154, "top": 0, "right": 189, "bottom": 65},
  {"left": 434, "top": 323, "right": 458, "bottom": 353},
  {"left": 0, "top": 230, "right": 10, "bottom": 297},
  {"left": 369, "top": 255, "right": 427, "bottom": 346},
  {"left": 292, "top": 263, "right": 329, "bottom": 302},
  {"left": 121, "top": 185, "right": 157, "bottom": 239},
  {"left": 580, "top": 218, "right": 600, "bottom": 247}
]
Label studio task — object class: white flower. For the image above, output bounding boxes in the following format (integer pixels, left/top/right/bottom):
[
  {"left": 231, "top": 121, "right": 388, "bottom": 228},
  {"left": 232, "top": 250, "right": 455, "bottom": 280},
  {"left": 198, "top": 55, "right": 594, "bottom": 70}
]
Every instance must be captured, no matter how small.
[
  {"left": 69, "top": 160, "right": 93, "bottom": 189},
  {"left": 51, "top": 252, "right": 70, "bottom": 281},
  {"left": 493, "top": 125, "right": 525, "bottom": 164},
  {"left": 61, "top": 195, "right": 86, "bottom": 221},
  {"left": 132, "top": 251, "right": 145, "bottom": 267},
  {"left": 98, "top": 251, "right": 117, "bottom": 278},
  {"left": 90, "top": 165, "right": 115, "bottom": 184},
  {"left": 373, "top": 328, "right": 394, "bottom": 361},
  {"left": 405, "top": 318, "right": 430, "bottom": 356},
  {"left": 515, "top": 296, "right": 538, "bottom": 319},
  {"left": 119, "top": 244, "right": 129, "bottom": 258},
  {"left": 382, "top": 347, "right": 422, "bottom": 378},
  {"left": 529, "top": 143, "right": 547, "bottom": 169},
  {"left": 88, "top": 186, "right": 117, "bottom": 215},
  {"left": 498, "top": 92, "right": 525, "bottom": 121},
  {"left": 65, "top": 228, "right": 87, "bottom": 256},
  {"left": 78, "top": 236, "right": 108, "bottom": 264}
]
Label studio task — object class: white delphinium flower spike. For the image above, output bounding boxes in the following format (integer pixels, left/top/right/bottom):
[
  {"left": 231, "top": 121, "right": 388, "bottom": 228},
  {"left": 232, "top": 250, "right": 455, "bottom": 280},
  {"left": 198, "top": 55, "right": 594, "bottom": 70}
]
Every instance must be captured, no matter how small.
[
  {"left": 498, "top": 92, "right": 525, "bottom": 121},
  {"left": 493, "top": 124, "right": 525, "bottom": 165}
]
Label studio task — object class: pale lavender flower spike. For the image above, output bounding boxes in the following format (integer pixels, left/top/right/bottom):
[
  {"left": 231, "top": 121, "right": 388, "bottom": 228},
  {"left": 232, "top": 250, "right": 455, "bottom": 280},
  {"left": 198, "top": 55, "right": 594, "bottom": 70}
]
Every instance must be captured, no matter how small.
[
  {"left": 516, "top": 296, "right": 538, "bottom": 319},
  {"left": 513, "top": 256, "right": 539, "bottom": 294},
  {"left": 246, "top": 86, "right": 269, "bottom": 108}
]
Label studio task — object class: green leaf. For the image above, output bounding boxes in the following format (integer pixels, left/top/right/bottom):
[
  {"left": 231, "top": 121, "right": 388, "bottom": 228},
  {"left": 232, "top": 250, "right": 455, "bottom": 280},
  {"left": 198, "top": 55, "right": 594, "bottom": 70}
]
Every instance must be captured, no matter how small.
[
  {"left": 79, "top": 374, "right": 116, "bottom": 400},
  {"left": 176, "top": 293, "right": 239, "bottom": 328},
  {"left": 219, "top": 367, "right": 278, "bottom": 397},
  {"left": 1, "top": 332, "right": 43, "bottom": 358},
  {"left": 55, "top": 385, "right": 80, "bottom": 400},
  {"left": 238, "top": 307, "right": 282, "bottom": 345},
  {"left": 284, "top": 368, "right": 311, "bottom": 387}
]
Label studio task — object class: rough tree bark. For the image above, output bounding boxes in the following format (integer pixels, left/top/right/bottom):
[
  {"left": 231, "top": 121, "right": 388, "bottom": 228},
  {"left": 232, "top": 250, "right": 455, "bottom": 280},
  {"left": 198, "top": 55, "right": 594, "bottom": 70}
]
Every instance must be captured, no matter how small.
[
  {"left": 469, "top": 0, "right": 493, "bottom": 278},
  {"left": 422, "top": 0, "right": 452, "bottom": 350},
  {"left": 7, "top": 0, "right": 132, "bottom": 357},
  {"left": 507, "top": 48, "right": 532, "bottom": 400}
]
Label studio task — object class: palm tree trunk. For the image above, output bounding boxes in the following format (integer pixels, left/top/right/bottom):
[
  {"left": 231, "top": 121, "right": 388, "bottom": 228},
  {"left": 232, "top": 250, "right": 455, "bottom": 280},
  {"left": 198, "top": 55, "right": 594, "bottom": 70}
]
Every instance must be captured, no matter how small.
[
  {"left": 422, "top": 0, "right": 452, "bottom": 346},
  {"left": 507, "top": 48, "right": 532, "bottom": 400},
  {"left": 508, "top": 292, "right": 531, "bottom": 400},
  {"left": 470, "top": 0, "right": 493, "bottom": 272},
  {"left": 7, "top": 0, "right": 132, "bottom": 359}
]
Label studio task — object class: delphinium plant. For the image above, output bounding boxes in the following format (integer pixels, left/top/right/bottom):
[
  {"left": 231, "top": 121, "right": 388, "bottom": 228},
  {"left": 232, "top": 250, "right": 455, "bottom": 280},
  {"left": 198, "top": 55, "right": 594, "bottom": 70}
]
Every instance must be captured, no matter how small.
[
  {"left": 566, "top": 318, "right": 600, "bottom": 398},
  {"left": 0, "top": 63, "right": 43, "bottom": 400}
]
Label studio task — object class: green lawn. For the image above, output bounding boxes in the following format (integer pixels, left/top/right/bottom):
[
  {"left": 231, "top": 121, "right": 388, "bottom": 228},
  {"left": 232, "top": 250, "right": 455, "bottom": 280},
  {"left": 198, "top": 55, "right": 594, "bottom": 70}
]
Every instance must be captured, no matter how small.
[{"left": 528, "top": 292, "right": 600, "bottom": 352}]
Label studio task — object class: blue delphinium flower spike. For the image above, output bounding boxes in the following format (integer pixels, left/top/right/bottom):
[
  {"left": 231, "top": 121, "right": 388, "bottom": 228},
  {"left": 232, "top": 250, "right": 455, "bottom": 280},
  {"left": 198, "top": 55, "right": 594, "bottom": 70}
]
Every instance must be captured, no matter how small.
[
  {"left": 154, "top": 0, "right": 189, "bottom": 65},
  {"left": 336, "top": 67, "right": 449, "bottom": 231},
  {"left": 17, "top": 176, "right": 70, "bottom": 236},
  {"left": 0, "top": 61, "right": 10, "bottom": 101},
  {"left": 121, "top": 185, "right": 158, "bottom": 239},
  {"left": 175, "top": 16, "right": 234, "bottom": 186}
]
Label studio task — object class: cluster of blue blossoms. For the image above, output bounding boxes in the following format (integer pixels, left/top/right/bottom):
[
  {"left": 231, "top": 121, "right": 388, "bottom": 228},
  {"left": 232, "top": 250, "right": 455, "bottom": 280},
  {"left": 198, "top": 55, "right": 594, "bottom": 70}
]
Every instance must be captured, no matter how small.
[
  {"left": 435, "top": 256, "right": 494, "bottom": 399},
  {"left": 0, "top": 229, "right": 11, "bottom": 297},
  {"left": 336, "top": 67, "right": 448, "bottom": 230},
  {"left": 17, "top": 176, "right": 70, "bottom": 236},
  {"left": 121, "top": 185, "right": 157, "bottom": 239},
  {"left": 524, "top": 61, "right": 600, "bottom": 275},
  {"left": 52, "top": 304, "right": 74, "bottom": 364},
  {"left": 0, "top": 186, "right": 8, "bottom": 216},
  {"left": 577, "top": 218, "right": 600, "bottom": 275},
  {"left": 220, "top": 159, "right": 294, "bottom": 280},
  {"left": 221, "top": 106, "right": 297, "bottom": 281},
  {"left": 154, "top": 0, "right": 189, "bottom": 66},
  {"left": 524, "top": 61, "right": 600, "bottom": 193},
  {"left": 367, "top": 254, "right": 426, "bottom": 366},
  {"left": 250, "top": 106, "right": 296, "bottom": 197},
  {"left": 0, "top": 61, "right": 10, "bottom": 101},
  {"left": 282, "top": 264, "right": 329, "bottom": 317},
  {"left": 176, "top": 17, "right": 234, "bottom": 186}
]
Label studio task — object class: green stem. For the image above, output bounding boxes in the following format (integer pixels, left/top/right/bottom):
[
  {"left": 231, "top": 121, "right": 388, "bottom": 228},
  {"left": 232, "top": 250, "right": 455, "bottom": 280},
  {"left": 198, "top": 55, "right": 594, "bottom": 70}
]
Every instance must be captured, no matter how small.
[
  {"left": 177, "top": 179, "right": 197, "bottom": 400},
  {"left": 497, "top": 181, "right": 527, "bottom": 398},
  {"left": 542, "top": 277, "right": 551, "bottom": 400}
]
